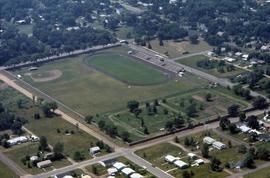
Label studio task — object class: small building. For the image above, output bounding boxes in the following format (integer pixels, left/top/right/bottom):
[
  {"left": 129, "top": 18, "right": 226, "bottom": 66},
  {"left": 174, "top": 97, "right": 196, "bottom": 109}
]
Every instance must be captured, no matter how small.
[
  {"left": 30, "top": 135, "right": 40, "bottom": 142},
  {"left": 107, "top": 167, "right": 118, "bottom": 176},
  {"left": 187, "top": 153, "right": 196, "bottom": 159},
  {"left": 29, "top": 67, "right": 38, "bottom": 71},
  {"left": 174, "top": 160, "right": 189, "bottom": 169},
  {"left": 194, "top": 159, "right": 204, "bottom": 165},
  {"left": 7, "top": 136, "right": 28, "bottom": 146},
  {"left": 259, "top": 134, "right": 270, "bottom": 142},
  {"left": 44, "top": 153, "right": 54, "bottom": 160},
  {"left": 130, "top": 173, "right": 144, "bottom": 178},
  {"left": 237, "top": 125, "right": 251, "bottom": 133},
  {"left": 212, "top": 141, "right": 226, "bottom": 150},
  {"left": 203, "top": 137, "right": 216, "bottom": 145},
  {"left": 89, "top": 146, "right": 100, "bottom": 155},
  {"left": 37, "top": 160, "right": 52, "bottom": 168},
  {"left": 113, "top": 162, "right": 126, "bottom": 170},
  {"left": 234, "top": 160, "right": 246, "bottom": 169},
  {"left": 121, "top": 167, "right": 135, "bottom": 176},
  {"left": 100, "top": 158, "right": 116, "bottom": 167},
  {"left": 165, "top": 155, "right": 176, "bottom": 163},
  {"left": 224, "top": 57, "right": 236, "bottom": 63},
  {"left": 30, "top": 156, "right": 39, "bottom": 162}
]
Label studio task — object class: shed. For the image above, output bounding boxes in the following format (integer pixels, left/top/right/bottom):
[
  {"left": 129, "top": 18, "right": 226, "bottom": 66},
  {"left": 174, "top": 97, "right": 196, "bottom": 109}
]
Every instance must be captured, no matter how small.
[
  {"left": 113, "top": 162, "right": 126, "bottom": 170},
  {"left": 165, "top": 155, "right": 176, "bottom": 163},
  {"left": 174, "top": 160, "right": 189, "bottom": 169},
  {"left": 89, "top": 146, "right": 101, "bottom": 155},
  {"left": 194, "top": 159, "right": 204, "bottom": 165},
  {"left": 130, "top": 173, "right": 144, "bottom": 178},
  {"left": 30, "top": 156, "right": 39, "bottom": 162},
  {"left": 237, "top": 125, "right": 251, "bottom": 133},
  {"left": 37, "top": 160, "right": 52, "bottom": 168},
  {"left": 121, "top": 167, "right": 135, "bottom": 176},
  {"left": 187, "top": 153, "right": 196, "bottom": 159},
  {"left": 212, "top": 141, "right": 226, "bottom": 150},
  {"left": 203, "top": 137, "right": 216, "bottom": 145}
]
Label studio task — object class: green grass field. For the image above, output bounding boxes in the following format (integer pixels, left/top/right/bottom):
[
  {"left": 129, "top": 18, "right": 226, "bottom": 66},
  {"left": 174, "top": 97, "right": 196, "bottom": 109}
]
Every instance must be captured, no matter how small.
[
  {"left": 244, "top": 166, "right": 270, "bottom": 178},
  {"left": 17, "top": 24, "right": 33, "bottom": 35},
  {"left": 0, "top": 160, "right": 19, "bottom": 178},
  {"left": 86, "top": 52, "right": 167, "bottom": 85},
  {"left": 176, "top": 55, "right": 245, "bottom": 78},
  {"left": 0, "top": 85, "right": 104, "bottom": 161},
  {"left": 149, "top": 39, "right": 212, "bottom": 58},
  {"left": 14, "top": 46, "right": 208, "bottom": 116},
  {"left": 135, "top": 142, "right": 228, "bottom": 178}
]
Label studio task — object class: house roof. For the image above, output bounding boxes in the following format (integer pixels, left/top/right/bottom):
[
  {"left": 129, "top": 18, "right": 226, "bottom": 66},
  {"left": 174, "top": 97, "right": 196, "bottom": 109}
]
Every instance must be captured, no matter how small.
[
  {"left": 165, "top": 155, "right": 176, "bottom": 162},
  {"left": 113, "top": 162, "right": 126, "bottom": 170},
  {"left": 203, "top": 137, "right": 216, "bottom": 144},
  {"left": 121, "top": 167, "right": 135, "bottom": 176},
  {"left": 130, "top": 173, "right": 144, "bottom": 178},
  {"left": 174, "top": 160, "right": 188, "bottom": 168}
]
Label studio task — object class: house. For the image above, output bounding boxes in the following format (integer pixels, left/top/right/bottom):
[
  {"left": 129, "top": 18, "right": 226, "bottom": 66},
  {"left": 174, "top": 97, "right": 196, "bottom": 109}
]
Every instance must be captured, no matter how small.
[
  {"left": 235, "top": 52, "right": 242, "bottom": 56},
  {"left": 165, "top": 155, "right": 176, "bottom": 163},
  {"left": 107, "top": 168, "right": 118, "bottom": 176},
  {"left": 113, "top": 162, "right": 126, "bottom": 170},
  {"left": 121, "top": 167, "right": 135, "bottom": 176},
  {"left": 7, "top": 136, "right": 28, "bottom": 146},
  {"left": 212, "top": 141, "right": 226, "bottom": 150},
  {"left": 194, "top": 159, "right": 204, "bottom": 165},
  {"left": 130, "top": 173, "right": 144, "bottom": 178},
  {"left": 100, "top": 158, "right": 116, "bottom": 167},
  {"left": 89, "top": 146, "right": 100, "bottom": 155},
  {"left": 187, "top": 153, "right": 196, "bottom": 159},
  {"left": 203, "top": 137, "right": 216, "bottom": 145},
  {"left": 237, "top": 125, "right": 251, "bottom": 133},
  {"left": 242, "top": 54, "right": 249, "bottom": 60},
  {"left": 37, "top": 160, "right": 52, "bottom": 168},
  {"left": 174, "top": 160, "right": 189, "bottom": 169}
]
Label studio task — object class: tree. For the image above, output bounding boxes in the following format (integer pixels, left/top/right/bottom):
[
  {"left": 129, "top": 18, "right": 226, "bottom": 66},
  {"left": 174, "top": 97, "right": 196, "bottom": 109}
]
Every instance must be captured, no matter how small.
[
  {"left": 238, "top": 145, "right": 247, "bottom": 154},
  {"left": 144, "top": 127, "right": 149, "bottom": 134},
  {"left": 252, "top": 96, "right": 267, "bottom": 109},
  {"left": 219, "top": 117, "right": 230, "bottom": 130},
  {"left": 247, "top": 115, "right": 259, "bottom": 129},
  {"left": 92, "top": 165, "right": 98, "bottom": 175},
  {"left": 39, "top": 136, "right": 48, "bottom": 151},
  {"left": 227, "top": 104, "right": 240, "bottom": 117},
  {"left": 228, "top": 123, "right": 238, "bottom": 134},
  {"left": 98, "top": 120, "right": 106, "bottom": 130},
  {"left": 185, "top": 104, "right": 197, "bottom": 117},
  {"left": 121, "top": 131, "right": 130, "bottom": 142},
  {"left": 205, "top": 93, "right": 212, "bottom": 102},
  {"left": 73, "top": 151, "right": 85, "bottom": 161},
  {"left": 85, "top": 115, "right": 93, "bottom": 124},
  {"left": 182, "top": 170, "right": 191, "bottom": 178},
  {"left": 257, "top": 147, "right": 269, "bottom": 161},
  {"left": 210, "top": 157, "right": 222, "bottom": 171},
  {"left": 201, "top": 143, "right": 209, "bottom": 158},
  {"left": 239, "top": 112, "right": 246, "bottom": 122},
  {"left": 53, "top": 142, "right": 64, "bottom": 159},
  {"left": 127, "top": 100, "right": 140, "bottom": 113},
  {"left": 244, "top": 152, "right": 255, "bottom": 168},
  {"left": 189, "top": 33, "right": 199, "bottom": 44},
  {"left": 165, "top": 121, "right": 174, "bottom": 132}
]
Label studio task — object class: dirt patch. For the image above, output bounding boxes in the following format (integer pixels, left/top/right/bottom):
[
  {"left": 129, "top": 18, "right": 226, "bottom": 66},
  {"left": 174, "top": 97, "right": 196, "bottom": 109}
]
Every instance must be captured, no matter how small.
[
  {"left": 30, "top": 69, "right": 62, "bottom": 82},
  {"left": 192, "top": 95, "right": 205, "bottom": 102},
  {"left": 0, "top": 83, "right": 8, "bottom": 91}
]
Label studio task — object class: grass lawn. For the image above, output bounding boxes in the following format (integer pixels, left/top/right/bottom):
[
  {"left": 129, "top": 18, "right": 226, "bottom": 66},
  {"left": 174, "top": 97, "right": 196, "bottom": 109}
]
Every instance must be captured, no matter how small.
[
  {"left": 4, "top": 144, "right": 71, "bottom": 175},
  {"left": 86, "top": 52, "right": 167, "bottom": 85},
  {"left": 0, "top": 85, "right": 105, "bottom": 161},
  {"left": 149, "top": 39, "right": 212, "bottom": 58},
  {"left": 176, "top": 55, "right": 245, "bottom": 78},
  {"left": 115, "top": 26, "right": 134, "bottom": 39},
  {"left": 86, "top": 163, "right": 107, "bottom": 176},
  {"left": 14, "top": 46, "right": 208, "bottom": 116},
  {"left": 135, "top": 142, "right": 228, "bottom": 178},
  {"left": 0, "top": 160, "right": 19, "bottom": 178},
  {"left": 17, "top": 24, "right": 33, "bottom": 35},
  {"left": 165, "top": 87, "right": 250, "bottom": 123},
  {"left": 244, "top": 166, "right": 270, "bottom": 178}
]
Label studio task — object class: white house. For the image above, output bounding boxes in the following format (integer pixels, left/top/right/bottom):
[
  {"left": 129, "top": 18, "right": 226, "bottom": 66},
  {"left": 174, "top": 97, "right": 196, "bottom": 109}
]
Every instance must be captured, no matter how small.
[
  {"left": 121, "top": 167, "right": 135, "bottom": 176},
  {"left": 130, "top": 173, "right": 144, "bottom": 178},
  {"left": 203, "top": 137, "right": 216, "bottom": 145},
  {"left": 194, "top": 159, "right": 204, "bottom": 165},
  {"left": 37, "top": 160, "right": 52, "bottom": 168},
  {"left": 113, "top": 162, "right": 126, "bottom": 170},
  {"left": 174, "top": 160, "right": 189, "bottom": 169},
  {"left": 165, "top": 155, "right": 176, "bottom": 163},
  {"left": 89, "top": 146, "right": 100, "bottom": 155},
  {"left": 212, "top": 141, "right": 226, "bottom": 150},
  {"left": 187, "top": 153, "right": 196, "bottom": 159},
  {"left": 7, "top": 136, "right": 28, "bottom": 146},
  {"left": 237, "top": 125, "right": 251, "bottom": 133},
  {"left": 107, "top": 167, "right": 118, "bottom": 176}
]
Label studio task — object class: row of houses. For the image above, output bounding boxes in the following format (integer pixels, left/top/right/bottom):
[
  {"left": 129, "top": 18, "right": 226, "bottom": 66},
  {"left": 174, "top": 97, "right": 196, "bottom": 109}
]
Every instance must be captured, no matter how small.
[
  {"left": 7, "top": 135, "right": 39, "bottom": 146},
  {"left": 111, "top": 162, "right": 144, "bottom": 178},
  {"left": 203, "top": 137, "right": 226, "bottom": 150}
]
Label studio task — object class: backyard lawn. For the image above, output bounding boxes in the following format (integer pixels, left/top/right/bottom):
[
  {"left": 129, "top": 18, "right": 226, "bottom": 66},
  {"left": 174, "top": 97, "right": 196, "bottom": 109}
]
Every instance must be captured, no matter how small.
[{"left": 0, "top": 160, "right": 19, "bottom": 178}]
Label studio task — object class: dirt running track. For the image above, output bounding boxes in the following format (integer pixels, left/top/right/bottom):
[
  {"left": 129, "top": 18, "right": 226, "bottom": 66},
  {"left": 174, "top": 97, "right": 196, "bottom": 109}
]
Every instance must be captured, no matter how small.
[{"left": 0, "top": 73, "right": 120, "bottom": 151}]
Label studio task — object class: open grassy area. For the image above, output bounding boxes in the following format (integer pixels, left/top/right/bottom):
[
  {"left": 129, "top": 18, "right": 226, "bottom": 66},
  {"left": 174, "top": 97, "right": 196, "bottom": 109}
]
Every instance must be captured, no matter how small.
[
  {"left": 115, "top": 26, "right": 134, "bottom": 39},
  {"left": 135, "top": 142, "right": 228, "bottom": 178},
  {"left": 86, "top": 52, "right": 167, "bottom": 85},
  {"left": 0, "top": 85, "right": 105, "bottom": 161},
  {"left": 0, "top": 160, "right": 19, "bottom": 178},
  {"left": 149, "top": 39, "right": 212, "bottom": 58},
  {"left": 244, "top": 166, "right": 270, "bottom": 178},
  {"left": 176, "top": 55, "right": 245, "bottom": 78},
  {"left": 17, "top": 24, "right": 33, "bottom": 35},
  {"left": 14, "top": 46, "right": 208, "bottom": 116}
]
